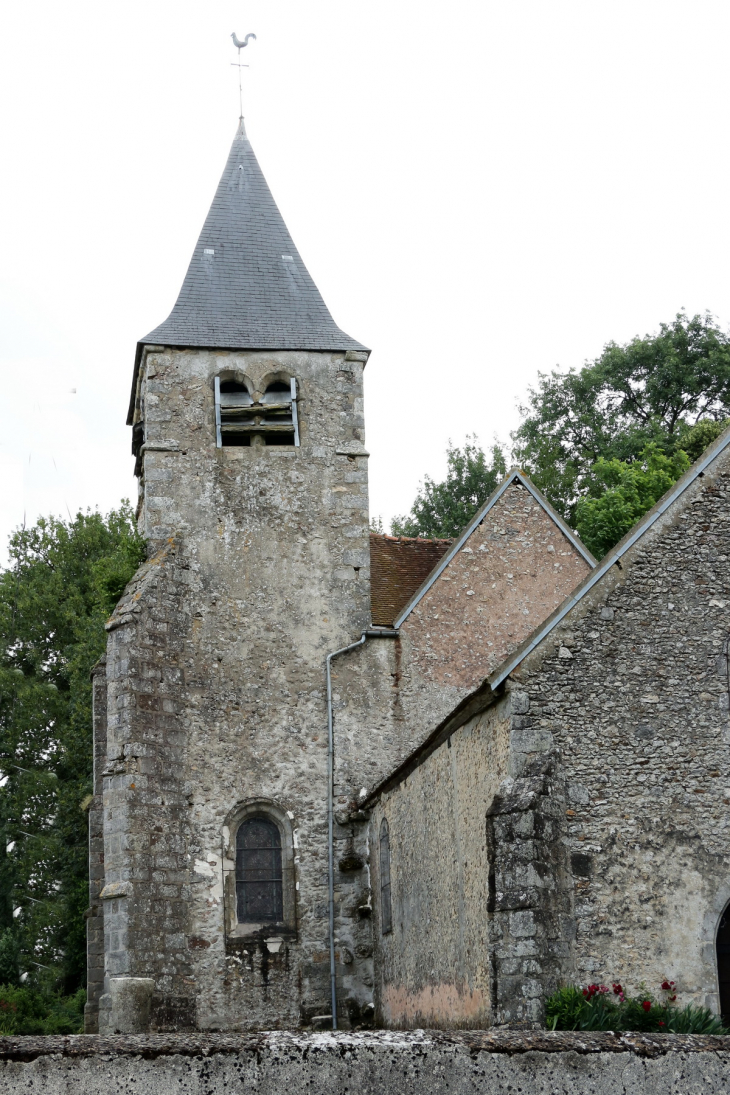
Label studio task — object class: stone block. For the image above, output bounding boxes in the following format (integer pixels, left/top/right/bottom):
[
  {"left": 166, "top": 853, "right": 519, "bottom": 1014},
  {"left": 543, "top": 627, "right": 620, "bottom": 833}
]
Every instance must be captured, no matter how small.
[{"left": 108, "top": 977, "right": 156, "bottom": 1033}]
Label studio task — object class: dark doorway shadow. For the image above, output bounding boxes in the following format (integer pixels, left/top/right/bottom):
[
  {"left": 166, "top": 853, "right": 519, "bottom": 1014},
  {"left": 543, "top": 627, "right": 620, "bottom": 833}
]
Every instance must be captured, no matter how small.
[{"left": 717, "top": 907, "right": 730, "bottom": 1024}]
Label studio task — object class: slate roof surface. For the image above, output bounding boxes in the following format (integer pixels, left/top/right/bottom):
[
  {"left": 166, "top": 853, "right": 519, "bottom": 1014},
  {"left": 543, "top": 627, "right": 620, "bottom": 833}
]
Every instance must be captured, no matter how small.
[
  {"left": 140, "top": 119, "right": 366, "bottom": 354},
  {"left": 370, "top": 534, "right": 453, "bottom": 627}
]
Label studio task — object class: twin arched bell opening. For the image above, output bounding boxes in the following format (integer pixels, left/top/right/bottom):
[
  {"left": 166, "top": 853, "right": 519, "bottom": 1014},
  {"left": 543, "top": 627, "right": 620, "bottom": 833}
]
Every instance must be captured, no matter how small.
[{"left": 215, "top": 377, "right": 299, "bottom": 448}]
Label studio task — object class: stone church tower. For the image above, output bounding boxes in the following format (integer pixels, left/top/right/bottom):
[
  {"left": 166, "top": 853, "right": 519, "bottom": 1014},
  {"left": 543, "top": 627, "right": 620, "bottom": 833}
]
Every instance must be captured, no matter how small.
[{"left": 87, "top": 119, "right": 373, "bottom": 1033}]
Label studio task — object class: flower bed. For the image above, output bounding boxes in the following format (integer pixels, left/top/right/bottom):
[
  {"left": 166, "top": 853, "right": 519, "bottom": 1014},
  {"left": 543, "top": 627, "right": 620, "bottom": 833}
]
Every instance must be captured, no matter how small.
[{"left": 546, "top": 981, "right": 727, "bottom": 1034}]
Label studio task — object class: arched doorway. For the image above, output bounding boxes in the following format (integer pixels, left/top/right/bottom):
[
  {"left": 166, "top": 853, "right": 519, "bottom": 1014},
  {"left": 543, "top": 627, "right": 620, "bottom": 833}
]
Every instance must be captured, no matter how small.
[{"left": 716, "top": 906, "right": 730, "bottom": 1023}]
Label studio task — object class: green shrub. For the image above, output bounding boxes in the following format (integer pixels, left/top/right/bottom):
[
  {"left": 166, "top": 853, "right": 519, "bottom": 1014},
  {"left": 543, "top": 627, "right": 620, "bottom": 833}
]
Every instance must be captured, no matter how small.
[
  {"left": 0, "top": 984, "right": 85, "bottom": 1035},
  {"left": 665, "top": 1004, "right": 728, "bottom": 1035},
  {"left": 546, "top": 985, "right": 589, "bottom": 1030},
  {"left": 545, "top": 981, "right": 729, "bottom": 1034}
]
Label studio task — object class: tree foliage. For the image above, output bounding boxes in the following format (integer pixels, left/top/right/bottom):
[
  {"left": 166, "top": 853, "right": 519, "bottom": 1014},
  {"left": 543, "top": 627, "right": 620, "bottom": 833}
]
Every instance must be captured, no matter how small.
[
  {"left": 391, "top": 437, "right": 507, "bottom": 539},
  {"left": 0, "top": 505, "right": 145, "bottom": 1011},
  {"left": 575, "top": 444, "right": 691, "bottom": 559},
  {"left": 512, "top": 312, "right": 730, "bottom": 522},
  {"left": 393, "top": 314, "right": 730, "bottom": 556}
]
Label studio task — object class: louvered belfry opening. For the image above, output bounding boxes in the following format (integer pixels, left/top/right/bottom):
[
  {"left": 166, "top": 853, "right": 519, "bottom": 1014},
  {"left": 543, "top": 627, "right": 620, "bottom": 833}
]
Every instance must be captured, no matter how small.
[
  {"left": 236, "top": 817, "right": 284, "bottom": 923},
  {"left": 216, "top": 377, "right": 299, "bottom": 447}
]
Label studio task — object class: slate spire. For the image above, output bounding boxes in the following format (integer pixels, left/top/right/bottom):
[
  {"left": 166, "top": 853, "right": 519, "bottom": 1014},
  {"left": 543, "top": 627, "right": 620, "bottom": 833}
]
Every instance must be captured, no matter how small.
[{"left": 139, "top": 119, "right": 366, "bottom": 354}]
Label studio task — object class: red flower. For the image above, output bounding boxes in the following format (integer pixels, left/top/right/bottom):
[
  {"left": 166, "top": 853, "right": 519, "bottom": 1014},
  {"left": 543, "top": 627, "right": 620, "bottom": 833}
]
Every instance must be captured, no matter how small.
[
  {"left": 661, "top": 981, "right": 670, "bottom": 990},
  {"left": 669, "top": 994, "right": 677, "bottom": 1002},
  {"left": 642, "top": 1001, "right": 651, "bottom": 1012},
  {"left": 612, "top": 983, "right": 623, "bottom": 995},
  {"left": 658, "top": 1021, "right": 665, "bottom": 1027}
]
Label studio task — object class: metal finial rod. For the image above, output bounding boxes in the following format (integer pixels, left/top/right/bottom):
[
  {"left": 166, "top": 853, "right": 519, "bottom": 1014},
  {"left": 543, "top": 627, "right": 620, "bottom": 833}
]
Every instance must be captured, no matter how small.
[{"left": 231, "top": 32, "right": 257, "bottom": 119}]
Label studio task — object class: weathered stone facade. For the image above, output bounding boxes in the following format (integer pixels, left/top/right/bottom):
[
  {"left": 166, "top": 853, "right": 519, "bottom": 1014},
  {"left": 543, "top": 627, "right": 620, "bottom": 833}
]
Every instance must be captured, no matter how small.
[
  {"left": 515, "top": 445, "right": 730, "bottom": 1014},
  {"left": 89, "top": 116, "right": 602, "bottom": 1035},
  {"left": 94, "top": 345, "right": 377, "bottom": 1033},
  {"left": 333, "top": 478, "right": 592, "bottom": 806},
  {"left": 365, "top": 432, "right": 730, "bottom": 1029},
  {"left": 92, "top": 110, "right": 730, "bottom": 1038}
]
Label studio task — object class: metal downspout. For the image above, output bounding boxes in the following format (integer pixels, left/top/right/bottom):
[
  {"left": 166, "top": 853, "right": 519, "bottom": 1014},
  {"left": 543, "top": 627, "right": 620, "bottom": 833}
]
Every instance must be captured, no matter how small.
[{"left": 325, "top": 627, "right": 398, "bottom": 1030}]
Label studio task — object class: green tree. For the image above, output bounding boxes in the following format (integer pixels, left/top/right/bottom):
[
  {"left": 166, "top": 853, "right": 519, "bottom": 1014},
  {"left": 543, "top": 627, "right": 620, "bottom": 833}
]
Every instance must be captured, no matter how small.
[
  {"left": 0, "top": 505, "right": 145, "bottom": 1005},
  {"left": 392, "top": 437, "right": 507, "bottom": 538},
  {"left": 679, "top": 415, "right": 730, "bottom": 461},
  {"left": 0, "top": 928, "right": 19, "bottom": 986},
  {"left": 512, "top": 312, "right": 730, "bottom": 522},
  {"left": 575, "top": 444, "right": 690, "bottom": 559}
]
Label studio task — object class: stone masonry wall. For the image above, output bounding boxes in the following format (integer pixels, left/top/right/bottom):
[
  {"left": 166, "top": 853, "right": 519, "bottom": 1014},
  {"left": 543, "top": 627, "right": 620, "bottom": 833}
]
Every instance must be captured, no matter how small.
[
  {"left": 99, "top": 346, "right": 379, "bottom": 1031},
  {"left": 485, "top": 750, "right": 574, "bottom": 1026},
  {"left": 365, "top": 444, "right": 730, "bottom": 1028},
  {"left": 334, "top": 483, "right": 591, "bottom": 811},
  {"left": 100, "top": 540, "right": 195, "bottom": 1032},
  {"left": 329, "top": 483, "right": 590, "bottom": 1020},
  {"left": 400, "top": 482, "right": 591, "bottom": 694},
  {"left": 369, "top": 701, "right": 512, "bottom": 1028},
  {"left": 367, "top": 686, "right": 575, "bottom": 1029},
  {"left": 512, "top": 447, "right": 730, "bottom": 1013}
]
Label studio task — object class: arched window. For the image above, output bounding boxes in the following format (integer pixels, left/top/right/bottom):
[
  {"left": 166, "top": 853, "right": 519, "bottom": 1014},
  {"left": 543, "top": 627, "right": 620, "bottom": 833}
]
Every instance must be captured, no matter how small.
[
  {"left": 717, "top": 905, "right": 730, "bottom": 1023},
  {"left": 379, "top": 818, "right": 392, "bottom": 935},
  {"left": 236, "top": 816, "right": 283, "bottom": 923},
  {"left": 215, "top": 376, "right": 299, "bottom": 448}
]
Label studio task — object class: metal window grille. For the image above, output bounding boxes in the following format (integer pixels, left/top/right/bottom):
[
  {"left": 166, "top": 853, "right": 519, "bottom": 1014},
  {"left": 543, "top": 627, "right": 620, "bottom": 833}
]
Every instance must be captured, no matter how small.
[{"left": 236, "top": 817, "right": 284, "bottom": 922}]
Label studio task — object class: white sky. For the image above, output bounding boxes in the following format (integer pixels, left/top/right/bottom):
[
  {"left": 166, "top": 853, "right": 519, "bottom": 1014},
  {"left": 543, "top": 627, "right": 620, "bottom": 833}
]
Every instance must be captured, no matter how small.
[{"left": 2, "top": 0, "right": 730, "bottom": 562}]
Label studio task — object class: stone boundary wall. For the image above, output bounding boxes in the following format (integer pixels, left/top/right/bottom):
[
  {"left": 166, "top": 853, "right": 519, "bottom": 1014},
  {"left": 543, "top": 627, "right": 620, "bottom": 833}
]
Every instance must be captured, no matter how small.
[{"left": 1, "top": 1031, "right": 729, "bottom": 1094}]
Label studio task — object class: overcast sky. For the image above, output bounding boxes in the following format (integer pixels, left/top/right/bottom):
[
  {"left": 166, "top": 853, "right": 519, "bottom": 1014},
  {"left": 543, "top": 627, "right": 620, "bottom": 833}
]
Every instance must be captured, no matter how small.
[{"left": 1, "top": 0, "right": 730, "bottom": 562}]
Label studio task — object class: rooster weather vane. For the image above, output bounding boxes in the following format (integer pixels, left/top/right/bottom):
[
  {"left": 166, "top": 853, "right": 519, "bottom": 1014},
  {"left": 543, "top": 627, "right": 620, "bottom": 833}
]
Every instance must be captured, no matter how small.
[{"left": 231, "top": 32, "right": 257, "bottom": 119}]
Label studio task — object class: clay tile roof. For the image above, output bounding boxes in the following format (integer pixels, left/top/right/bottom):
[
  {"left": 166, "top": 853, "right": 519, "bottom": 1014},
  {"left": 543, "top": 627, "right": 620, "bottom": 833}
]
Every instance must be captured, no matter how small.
[{"left": 370, "top": 534, "right": 453, "bottom": 627}]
